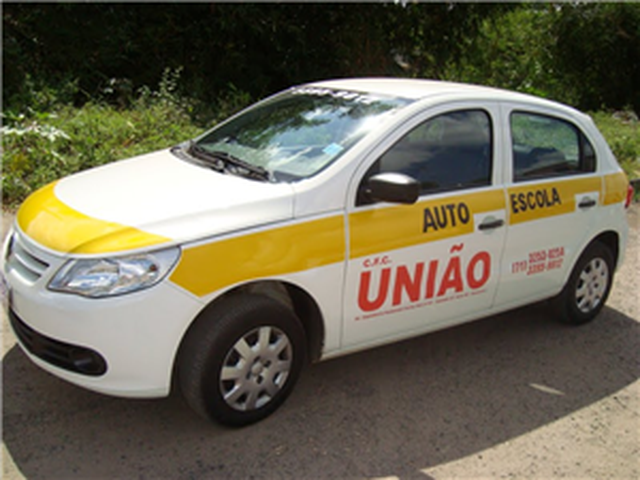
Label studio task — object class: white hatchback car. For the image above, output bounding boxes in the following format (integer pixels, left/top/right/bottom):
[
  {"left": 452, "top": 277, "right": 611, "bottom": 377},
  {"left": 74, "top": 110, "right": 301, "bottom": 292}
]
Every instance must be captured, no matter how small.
[{"left": 2, "top": 78, "right": 633, "bottom": 426}]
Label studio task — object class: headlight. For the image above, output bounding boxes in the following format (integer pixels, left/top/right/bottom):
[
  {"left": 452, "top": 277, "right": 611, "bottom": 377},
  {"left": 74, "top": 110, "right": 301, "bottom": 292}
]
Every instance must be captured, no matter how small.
[{"left": 48, "top": 247, "right": 180, "bottom": 298}]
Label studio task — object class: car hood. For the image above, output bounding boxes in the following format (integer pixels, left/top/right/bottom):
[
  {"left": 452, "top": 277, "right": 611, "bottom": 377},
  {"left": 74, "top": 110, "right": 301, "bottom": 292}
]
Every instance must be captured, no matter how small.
[{"left": 16, "top": 149, "right": 295, "bottom": 255}]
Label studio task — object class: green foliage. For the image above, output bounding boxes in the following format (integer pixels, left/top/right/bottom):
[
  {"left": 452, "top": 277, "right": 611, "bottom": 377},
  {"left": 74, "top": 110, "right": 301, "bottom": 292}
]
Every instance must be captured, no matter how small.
[
  {"left": 442, "top": 6, "right": 570, "bottom": 103},
  {"left": 1, "top": 3, "right": 503, "bottom": 109},
  {"left": 1, "top": 72, "right": 250, "bottom": 206},
  {"left": 591, "top": 111, "right": 640, "bottom": 181},
  {"left": 4, "top": 3, "right": 638, "bottom": 112},
  {"left": 553, "top": 3, "right": 640, "bottom": 112},
  {"left": 439, "top": 4, "right": 640, "bottom": 112}
]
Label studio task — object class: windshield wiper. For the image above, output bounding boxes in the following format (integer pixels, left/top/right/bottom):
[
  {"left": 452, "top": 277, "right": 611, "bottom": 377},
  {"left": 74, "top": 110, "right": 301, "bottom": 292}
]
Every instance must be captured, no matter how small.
[
  {"left": 210, "top": 150, "right": 271, "bottom": 181},
  {"left": 188, "top": 143, "right": 270, "bottom": 181}
]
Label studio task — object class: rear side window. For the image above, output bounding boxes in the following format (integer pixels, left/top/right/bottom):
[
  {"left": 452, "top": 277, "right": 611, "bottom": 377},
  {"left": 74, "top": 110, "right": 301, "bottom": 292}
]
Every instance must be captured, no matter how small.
[{"left": 511, "top": 112, "right": 596, "bottom": 182}]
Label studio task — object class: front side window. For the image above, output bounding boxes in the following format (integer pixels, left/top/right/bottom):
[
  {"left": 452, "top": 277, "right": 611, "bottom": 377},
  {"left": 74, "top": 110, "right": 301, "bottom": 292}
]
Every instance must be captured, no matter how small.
[
  {"left": 358, "top": 109, "right": 493, "bottom": 205},
  {"left": 511, "top": 112, "right": 596, "bottom": 182},
  {"left": 191, "top": 87, "right": 412, "bottom": 182}
]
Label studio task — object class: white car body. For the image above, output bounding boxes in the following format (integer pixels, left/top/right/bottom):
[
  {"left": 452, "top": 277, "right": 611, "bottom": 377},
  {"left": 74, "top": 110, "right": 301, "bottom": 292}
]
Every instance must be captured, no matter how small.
[{"left": 2, "top": 78, "right": 630, "bottom": 407}]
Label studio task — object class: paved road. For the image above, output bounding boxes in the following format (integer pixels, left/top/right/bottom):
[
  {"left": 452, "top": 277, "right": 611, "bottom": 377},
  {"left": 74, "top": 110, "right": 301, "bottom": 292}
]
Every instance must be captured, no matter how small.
[{"left": 2, "top": 206, "right": 639, "bottom": 479}]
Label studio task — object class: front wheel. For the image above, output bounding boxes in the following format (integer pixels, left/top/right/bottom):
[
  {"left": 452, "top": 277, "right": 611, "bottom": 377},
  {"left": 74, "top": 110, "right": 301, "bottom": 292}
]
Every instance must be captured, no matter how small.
[
  {"left": 553, "top": 242, "right": 615, "bottom": 325},
  {"left": 178, "top": 294, "right": 306, "bottom": 426}
]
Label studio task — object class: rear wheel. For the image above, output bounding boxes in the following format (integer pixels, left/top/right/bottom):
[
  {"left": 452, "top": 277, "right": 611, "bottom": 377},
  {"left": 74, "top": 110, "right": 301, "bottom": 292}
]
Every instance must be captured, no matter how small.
[
  {"left": 553, "top": 242, "right": 614, "bottom": 325},
  {"left": 178, "top": 294, "right": 306, "bottom": 426}
]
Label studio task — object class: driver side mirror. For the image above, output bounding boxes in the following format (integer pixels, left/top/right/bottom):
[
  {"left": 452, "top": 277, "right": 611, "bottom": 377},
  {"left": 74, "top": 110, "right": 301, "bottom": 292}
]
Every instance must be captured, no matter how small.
[{"left": 365, "top": 172, "right": 420, "bottom": 205}]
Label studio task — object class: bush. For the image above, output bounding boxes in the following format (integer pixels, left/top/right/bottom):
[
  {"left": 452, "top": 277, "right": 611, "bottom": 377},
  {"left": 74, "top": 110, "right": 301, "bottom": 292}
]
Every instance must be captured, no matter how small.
[
  {"left": 591, "top": 111, "right": 640, "bottom": 182},
  {"left": 441, "top": 4, "right": 640, "bottom": 113},
  {"left": 442, "top": 6, "right": 567, "bottom": 102},
  {"left": 2, "top": 104, "right": 201, "bottom": 207},
  {"left": 2, "top": 70, "right": 251, "bottom": 207}
]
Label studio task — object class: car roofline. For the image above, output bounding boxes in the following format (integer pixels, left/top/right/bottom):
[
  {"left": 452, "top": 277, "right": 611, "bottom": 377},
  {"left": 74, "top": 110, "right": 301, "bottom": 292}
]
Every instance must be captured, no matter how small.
[{"left": 305, "top": 77, "right": 586, "bottom": 118}]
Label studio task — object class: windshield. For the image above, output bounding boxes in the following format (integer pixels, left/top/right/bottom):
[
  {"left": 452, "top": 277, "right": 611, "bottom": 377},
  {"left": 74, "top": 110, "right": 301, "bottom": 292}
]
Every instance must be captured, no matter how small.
[{"left": 192, "top": 86, "right": 412, "bottom": 181}]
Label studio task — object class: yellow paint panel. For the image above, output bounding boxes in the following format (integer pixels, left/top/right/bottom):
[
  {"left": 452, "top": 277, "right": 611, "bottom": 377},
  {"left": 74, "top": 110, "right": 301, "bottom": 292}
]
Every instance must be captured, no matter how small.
[
  {"left": 170, "top": 216, "right": 345, "bottom": 297},
  {"left": 507, "top": 176, "right": 601, "bottom": 225},
  {"left": 17, "top": 182, "right": 170, "bottom": 254},
  {"left": 349, "top": 189, "right": 505, "bottom": 259},
  {"left": 603, "top": 172, "right": 629, "bottom": 206}
]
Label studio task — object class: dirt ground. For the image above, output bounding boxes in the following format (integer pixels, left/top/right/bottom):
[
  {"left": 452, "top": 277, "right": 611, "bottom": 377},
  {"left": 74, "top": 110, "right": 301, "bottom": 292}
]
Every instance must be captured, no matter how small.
[{"left": 2, "top": 205, "right": 639, "bottom": 480}]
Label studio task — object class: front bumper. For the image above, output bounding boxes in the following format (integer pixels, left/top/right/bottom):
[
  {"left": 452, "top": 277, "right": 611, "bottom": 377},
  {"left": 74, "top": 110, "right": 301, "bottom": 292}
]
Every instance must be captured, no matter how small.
[
  {"left": 3, "top": 229, "right": 204, "bottom": 398},
  {"left": 9, "top": 307, "right": 107, "bottom": 376}
]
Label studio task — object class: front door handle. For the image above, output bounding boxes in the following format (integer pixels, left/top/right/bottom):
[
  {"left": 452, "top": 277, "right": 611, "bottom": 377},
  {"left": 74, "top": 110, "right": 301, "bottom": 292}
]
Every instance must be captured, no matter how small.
[
  {"left": 578, "top": 198, "right": 597, "bottom": 209},
  {"left": 478, "top": 218, "right": 505, "bottom": 231}
]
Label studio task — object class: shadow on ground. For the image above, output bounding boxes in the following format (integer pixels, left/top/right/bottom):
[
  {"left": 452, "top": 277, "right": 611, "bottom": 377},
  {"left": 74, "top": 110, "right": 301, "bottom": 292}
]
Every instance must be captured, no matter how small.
[{"left": 3, "top": 301, "right": 639, "bottom": 479}]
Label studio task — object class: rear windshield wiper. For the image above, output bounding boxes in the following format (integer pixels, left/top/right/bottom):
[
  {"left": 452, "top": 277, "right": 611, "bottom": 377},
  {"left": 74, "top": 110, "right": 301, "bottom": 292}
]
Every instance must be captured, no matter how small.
[{"left": 188, "top": 143, "right": 270, "bottom": 181}]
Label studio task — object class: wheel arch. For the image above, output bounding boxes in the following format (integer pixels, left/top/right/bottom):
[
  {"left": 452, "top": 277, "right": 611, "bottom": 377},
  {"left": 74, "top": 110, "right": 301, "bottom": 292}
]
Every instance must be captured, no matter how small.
[
  {"left": 552, "top": 233, "right": 617, "bottom": 325},
  {"left": 567, "top": 230, "right": 620, "bottom": 274},
  {"left": 588, "top": 230, "right": 620, "bottom": 270},
  {"left": 560, "top": 229, "right": 620, "bottom": 291},
  {"left": 174, "top": 279, "right": 325, "bottom": 383},
  {"left": 553, "top": 229, "right": 620, "bottom": 301},
  {"left": 236, "top": 280, "right": 326, "bottom": 363}
]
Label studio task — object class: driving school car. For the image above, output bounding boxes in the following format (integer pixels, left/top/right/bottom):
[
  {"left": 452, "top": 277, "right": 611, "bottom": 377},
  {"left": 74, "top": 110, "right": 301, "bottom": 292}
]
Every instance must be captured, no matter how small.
[{"left": 2, "top": 78, "right": 632, "bottom": 426}]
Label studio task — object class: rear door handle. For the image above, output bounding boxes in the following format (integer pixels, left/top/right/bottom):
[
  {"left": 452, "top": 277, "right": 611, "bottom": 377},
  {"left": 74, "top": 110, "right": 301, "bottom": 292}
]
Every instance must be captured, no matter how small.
[
  {"left": 578, "top": 198, "right": 597, "bottom": 209},
  {"left": 478, "top": 219, "right": 505, "bottom": 231}
]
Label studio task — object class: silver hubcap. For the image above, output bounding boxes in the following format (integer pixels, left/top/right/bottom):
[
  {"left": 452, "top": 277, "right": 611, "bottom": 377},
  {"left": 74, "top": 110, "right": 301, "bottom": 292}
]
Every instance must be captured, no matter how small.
[
  {"left": 220, "top": 326, "right": 292, "bottom": 412},
  {"left": 575, "top": 257, "right": 609, "bottom": 313}
]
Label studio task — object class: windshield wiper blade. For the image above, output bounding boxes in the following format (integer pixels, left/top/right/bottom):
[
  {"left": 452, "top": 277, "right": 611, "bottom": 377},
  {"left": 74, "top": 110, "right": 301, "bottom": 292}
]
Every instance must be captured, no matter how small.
[
  {"left": 210, "top": 150, "right": 270, "bottom": 181},
  {"left": 188, "top": 143, "right": 270, "bottom": 181},
  {"left": 188, "top": 143, "right": 225, "bottom": 172}
]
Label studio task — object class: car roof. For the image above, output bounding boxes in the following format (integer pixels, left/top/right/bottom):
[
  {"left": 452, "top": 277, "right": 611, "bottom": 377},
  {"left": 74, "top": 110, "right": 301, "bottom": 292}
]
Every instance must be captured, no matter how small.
[{"left": 308, "top": 77, "right": 579, "bottom": 114}]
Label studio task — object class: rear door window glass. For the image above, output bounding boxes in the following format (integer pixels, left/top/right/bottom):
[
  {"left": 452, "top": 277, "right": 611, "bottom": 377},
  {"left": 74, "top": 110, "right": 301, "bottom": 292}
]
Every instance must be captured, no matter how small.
[{"left": 511, "top": 112, "right": 596, "bottom": 182}]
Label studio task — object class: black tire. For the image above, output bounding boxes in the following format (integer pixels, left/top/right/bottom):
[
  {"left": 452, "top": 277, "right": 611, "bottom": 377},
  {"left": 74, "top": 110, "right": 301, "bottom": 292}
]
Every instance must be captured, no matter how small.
[
  {"left": 178, "top": 294, "right": 306, "bottom": 426},
  {"left": 553, "top": 241, "right": 615, "bottom": 325}
]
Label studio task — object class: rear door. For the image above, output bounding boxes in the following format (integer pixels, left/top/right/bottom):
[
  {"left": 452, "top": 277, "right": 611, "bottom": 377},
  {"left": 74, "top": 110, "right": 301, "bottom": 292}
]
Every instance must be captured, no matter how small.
[{"left": 494, "top": 105, "right": 602, "bottom": 309}]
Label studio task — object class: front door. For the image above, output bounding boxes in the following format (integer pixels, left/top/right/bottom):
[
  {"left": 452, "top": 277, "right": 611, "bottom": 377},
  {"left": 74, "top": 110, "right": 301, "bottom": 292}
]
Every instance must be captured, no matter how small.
[{"left": 342, "top": 106, "right": 508, "bottom": 348}]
